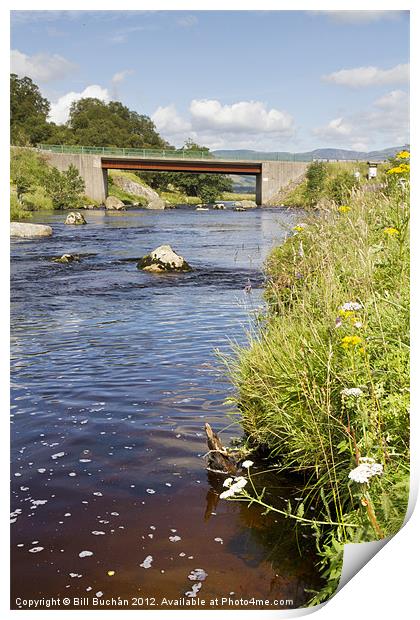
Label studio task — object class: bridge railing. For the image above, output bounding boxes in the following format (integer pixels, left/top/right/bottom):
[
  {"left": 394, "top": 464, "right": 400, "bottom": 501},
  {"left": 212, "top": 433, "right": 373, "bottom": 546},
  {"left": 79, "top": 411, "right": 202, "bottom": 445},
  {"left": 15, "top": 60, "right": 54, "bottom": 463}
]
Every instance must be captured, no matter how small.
[{"left": 36, "top": 144, "right": 312, "bottom": 162}]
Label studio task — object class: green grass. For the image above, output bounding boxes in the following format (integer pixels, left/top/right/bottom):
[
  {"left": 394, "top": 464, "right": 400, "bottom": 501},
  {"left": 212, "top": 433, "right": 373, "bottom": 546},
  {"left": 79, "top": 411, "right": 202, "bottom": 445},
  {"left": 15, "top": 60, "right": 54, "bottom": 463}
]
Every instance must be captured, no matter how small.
[
  {"left": 221, "top": 192, "right": 256, "bottom": 201},
  {"left": 225, "top": 165, "right": 409, "bottom": 603}
]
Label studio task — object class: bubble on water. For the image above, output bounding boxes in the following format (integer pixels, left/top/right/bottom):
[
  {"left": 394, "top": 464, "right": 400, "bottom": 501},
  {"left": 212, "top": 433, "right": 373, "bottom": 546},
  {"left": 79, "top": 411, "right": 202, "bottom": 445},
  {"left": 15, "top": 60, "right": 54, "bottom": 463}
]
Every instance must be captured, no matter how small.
[
  {"left": 92, "top": 531, "right": 105, "bottom": 536},
  {"left": 188, "top": 568, "right": 208, "bottom": 581},
  {"left": 86, "top": 587, "right": 92, "bottom": 591},
  {"left": 185, "top": 582, "right": 202, "bottom": 597},
  {"left": 165, "top": 483, "right": 172, "bottom": 487},
  {"left": 93, "top": 492, "right": 103, "bottom": 497},
  {"left": 37, "top": 469, "right": 46, "bottom": 474},
  {"left": 69, "top": 473, "right": 77, "bottom": 477},
  {"left": 148, "top": 534, "right": 153, "bottom": 539},
  {"left": 64, "top": 513, "right": 71, "bottom": 517},
  {"left": 214, "top": 537, "right": 224, "bottom": 544},
  {"left": 96, "top": 592, "right": 103, "bottom": 598},
  {"left": 149, "top": 525, "right": 156, "bottom": 530},
  {"left": 179, "top": 552, "right": 186, "bottom": 557},
  {"left": 51, "top": 452, "right": 65, "bottom": 460},
  {"left": 140, "top": 555, "right": 153, "bottom": 569},
  {"left": 14, "top": 473, "right": 21, "bottom": 477},
  {"left": 111, "top": 512, "right": 119, "bottom": 516},
  {"left": 79, "top": 459, "right": 91, "bottom": 463},
  {"left": 31, "top": 500, "right": 48, "bottom": 507},
  {"left": 169, "top": 536, "right": 181, "bottom": 542},
  {"left": 146, "top": 489, "right": 155, "bottom": 494},
  {"left": 29, "top": 547, "right": 44, "bottom": 553},
  {"left": 69, "top": 573, "right": 82, "bottom": 578},
  {"left": 79, "top": 550, "right": 94, "bottom": 558},
  {"left": 170, "top": 529, "right": 177, "bottom": 533},
  {"left": 20, "top": 486, "right": 29, "bottom": 491}
]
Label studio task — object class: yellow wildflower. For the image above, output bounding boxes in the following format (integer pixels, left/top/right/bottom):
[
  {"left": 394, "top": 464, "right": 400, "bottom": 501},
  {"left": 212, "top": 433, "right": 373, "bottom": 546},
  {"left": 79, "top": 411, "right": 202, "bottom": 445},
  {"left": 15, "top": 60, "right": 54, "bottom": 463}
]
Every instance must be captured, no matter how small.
[
  {"left": 339, "top": 309, "right": 355, "bottom": 319},
  {"left": 399, "top": 163, "right": 410, "bottom": 172},
  {"left": 293, "top": 225, "right": 304, "bottom": 232},
  {"left": 387, "top": 166, "right": 402, "bottom": 175},
  {"left": 338, "top": 205, "right": 351, "bottom": 213},
  {"left": 383, "top": 227, "right": 399, "bottom": 237},
  {"left": 107, "top": 570, "right": 115, "bottom": 576},
  {"left": 341, "top": 335, "right": 363, "bottom": 349},
  {"left": 396, "top": 150, "right": 410, "bottom": 159}
]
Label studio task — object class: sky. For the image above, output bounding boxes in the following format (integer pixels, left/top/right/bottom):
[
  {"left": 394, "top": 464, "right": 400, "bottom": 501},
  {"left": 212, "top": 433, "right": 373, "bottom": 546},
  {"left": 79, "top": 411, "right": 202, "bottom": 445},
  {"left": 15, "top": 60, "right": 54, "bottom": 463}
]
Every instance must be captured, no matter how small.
[{"left": 10, "top": 9, "right": 410, "bottom": 152}]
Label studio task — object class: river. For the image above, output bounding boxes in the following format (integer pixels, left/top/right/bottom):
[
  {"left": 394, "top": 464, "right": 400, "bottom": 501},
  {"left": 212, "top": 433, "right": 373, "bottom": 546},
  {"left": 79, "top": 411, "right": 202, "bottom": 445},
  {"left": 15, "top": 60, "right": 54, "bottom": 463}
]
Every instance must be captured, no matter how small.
[{"left": 10, "top": 206, "right": 321, "bottom": 610}]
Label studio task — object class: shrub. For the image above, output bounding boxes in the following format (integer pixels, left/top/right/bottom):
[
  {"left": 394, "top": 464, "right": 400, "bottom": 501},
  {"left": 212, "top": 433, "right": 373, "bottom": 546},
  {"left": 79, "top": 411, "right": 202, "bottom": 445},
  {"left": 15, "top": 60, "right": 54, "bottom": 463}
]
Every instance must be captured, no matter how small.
[
  {"left": 44, "top": 164, "right": 85, "bottom": 209},
  {"left": 305, "top": 161, "right": 327, "bottom": 205},
  {"left": 22, "top": 186, "right": 54, "bottom": 211}
]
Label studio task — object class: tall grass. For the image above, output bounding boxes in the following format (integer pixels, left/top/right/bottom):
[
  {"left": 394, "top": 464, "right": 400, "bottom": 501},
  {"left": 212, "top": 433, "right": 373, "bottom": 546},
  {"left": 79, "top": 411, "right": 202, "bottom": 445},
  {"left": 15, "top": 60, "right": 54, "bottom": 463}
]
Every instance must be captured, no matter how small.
[{"left": 225, "top": 156, "right": 409, "bottom": 603}]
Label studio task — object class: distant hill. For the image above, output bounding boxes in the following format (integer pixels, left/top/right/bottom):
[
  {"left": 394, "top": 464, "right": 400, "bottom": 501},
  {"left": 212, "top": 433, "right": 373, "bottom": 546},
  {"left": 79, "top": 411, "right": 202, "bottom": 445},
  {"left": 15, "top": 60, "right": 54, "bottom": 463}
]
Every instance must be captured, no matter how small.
[{"left": 212, "top": 145, "right": 408, "bottom": 162}]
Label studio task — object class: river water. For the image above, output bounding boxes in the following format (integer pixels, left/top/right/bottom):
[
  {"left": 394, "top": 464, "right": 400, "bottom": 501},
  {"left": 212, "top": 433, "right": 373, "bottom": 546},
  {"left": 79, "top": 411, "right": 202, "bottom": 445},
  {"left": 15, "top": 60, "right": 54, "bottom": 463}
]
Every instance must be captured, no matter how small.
[{"left": 10, "top": 207, "right": 321, "bottom": 610}]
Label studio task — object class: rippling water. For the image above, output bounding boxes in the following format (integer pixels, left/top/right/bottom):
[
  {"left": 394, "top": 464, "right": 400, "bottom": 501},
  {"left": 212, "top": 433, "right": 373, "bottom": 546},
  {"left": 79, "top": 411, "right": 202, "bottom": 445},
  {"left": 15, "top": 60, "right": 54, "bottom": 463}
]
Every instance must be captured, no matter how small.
[{"left": 11, "top": 207, "right": 321, "bottom": 609}]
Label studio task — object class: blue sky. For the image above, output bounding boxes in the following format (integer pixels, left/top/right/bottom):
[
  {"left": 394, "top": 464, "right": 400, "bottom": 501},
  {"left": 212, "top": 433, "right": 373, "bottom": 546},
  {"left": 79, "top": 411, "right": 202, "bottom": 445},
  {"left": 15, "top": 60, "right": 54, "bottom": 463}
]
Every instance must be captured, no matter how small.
[{"left": 10, "top": 10, "right": 410, "bottom": 151}]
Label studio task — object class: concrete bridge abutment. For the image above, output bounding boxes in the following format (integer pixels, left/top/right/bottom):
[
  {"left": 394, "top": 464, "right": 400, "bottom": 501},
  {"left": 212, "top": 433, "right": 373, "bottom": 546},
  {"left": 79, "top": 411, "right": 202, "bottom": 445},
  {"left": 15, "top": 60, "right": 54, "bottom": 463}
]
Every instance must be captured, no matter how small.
[
  {"left": 257, "top": 161, "right": 309, "bottom": 205},
  {"left": 41, "top": 152, "right": 108, "bottom": 203}
]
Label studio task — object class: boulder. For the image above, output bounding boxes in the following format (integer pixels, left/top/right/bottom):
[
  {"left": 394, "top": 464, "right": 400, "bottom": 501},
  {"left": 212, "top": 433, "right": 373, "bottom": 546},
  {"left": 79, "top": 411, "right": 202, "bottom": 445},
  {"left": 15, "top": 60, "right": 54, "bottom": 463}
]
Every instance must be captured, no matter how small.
[
  {"left": 10, "top": 222, "right": 53, "bottom": 238},
  {"left": 234, "top": 200, "right": 257, "bottom": 209},
  {"left": 53, "top": 253, "right": 80, "bottom": 264},
  {"left": 105, "top": 196, "right": 125, "bottom": 210},
  {"left": 213, "top": 203, "right": 225, "bottom": 210},
  {"left": 111, "top": 174, "right": 159, "bottom": 202},
  {"left": 145, "top": 198, "right": 166, "bottom": 210},
  {"left": 234, "top": 207, "right": 246, "bottom": 212},
  {"left": 137, "top": 244, "right": 192, "bottom": 273},
  {"left": 65, "top": 212, "right": 87, "bottom": 225}
]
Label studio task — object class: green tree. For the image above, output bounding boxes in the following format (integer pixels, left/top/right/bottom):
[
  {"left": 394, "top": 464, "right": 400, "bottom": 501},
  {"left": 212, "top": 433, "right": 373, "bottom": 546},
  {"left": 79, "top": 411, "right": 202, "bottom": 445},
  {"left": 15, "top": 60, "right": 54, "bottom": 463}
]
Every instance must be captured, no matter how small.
[
  {"left": 327, "top": 170, "right": 357, "bottom": 204},
  {"left": 66, "top": 98, "right": 167, "bottom": 148},
  {"left": 10, "top": 74, "right": 52, "bottom": 145},
  {"left": 10, "top": 148, "right": 48, "bottom": 200},
  {"left": 44, "top": 164, "right": 85, "bottom": 209},
  {"left": 305, "top": 161, "right": 327, "bottom": 205}
]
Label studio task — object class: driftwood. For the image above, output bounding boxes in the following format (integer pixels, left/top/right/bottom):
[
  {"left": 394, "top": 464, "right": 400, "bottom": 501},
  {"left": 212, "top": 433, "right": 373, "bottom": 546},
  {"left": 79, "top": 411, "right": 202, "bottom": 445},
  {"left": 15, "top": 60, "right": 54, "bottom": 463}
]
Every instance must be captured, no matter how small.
[{"left": 204, "top": 423, "right": 239, "bottom": 475}]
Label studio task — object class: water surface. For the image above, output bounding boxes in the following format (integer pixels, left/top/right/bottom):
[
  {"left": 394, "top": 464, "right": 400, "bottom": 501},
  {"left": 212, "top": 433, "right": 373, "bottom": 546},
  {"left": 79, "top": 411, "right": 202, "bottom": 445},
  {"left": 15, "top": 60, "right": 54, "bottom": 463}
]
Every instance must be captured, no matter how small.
[{"left": 11, "top": 207, "right": 320, "bottom": 609}]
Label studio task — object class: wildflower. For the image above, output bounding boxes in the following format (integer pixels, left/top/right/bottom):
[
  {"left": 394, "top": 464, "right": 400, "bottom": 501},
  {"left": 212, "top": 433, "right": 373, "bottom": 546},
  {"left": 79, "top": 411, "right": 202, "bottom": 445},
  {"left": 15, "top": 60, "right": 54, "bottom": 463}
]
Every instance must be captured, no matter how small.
[
  {"left": 341, "top": 387, "right": 363, "bottom": 398},
  {"left": 242, "top": 460, "right": 254, "bottom": 468},
  {"left": 341, "top": 335, "right": 363, "bottom": 349},
  {"left": 383, "top": 227, "right": 399, "bottom": 237},
  {"left": 338, "top": 205, "right": 351, "bottom": 213},
  {"left": 220, "top": 476, "right": 248, "bottom": 499},
  {"left": 340, "top": 302, "right": 363, "bottom": 312},
  {"left": 335, "top": 317, "right": 342, "bottom": 328},
  {"left": 339, "top": 309, "right": 355, "bottom": 319},
  {"left": 387, "top": 166, "right": 403, "bottom": 175},
  {"left": 396, "top": 150, "right": 410, "bottom": 159},
  {"left": 348, "top": 459, "right": 383, "bottom": 484},
  {"left": 292, "top": 224, "right": 304, "bottom": 232}
]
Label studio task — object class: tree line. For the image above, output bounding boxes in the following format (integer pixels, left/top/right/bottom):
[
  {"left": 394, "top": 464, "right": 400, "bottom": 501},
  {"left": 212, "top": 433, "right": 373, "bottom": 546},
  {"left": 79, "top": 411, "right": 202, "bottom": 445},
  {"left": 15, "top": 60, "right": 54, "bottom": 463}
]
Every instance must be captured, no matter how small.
[{"left": 10, "top": 74, "right": 232, "bottom": 203}]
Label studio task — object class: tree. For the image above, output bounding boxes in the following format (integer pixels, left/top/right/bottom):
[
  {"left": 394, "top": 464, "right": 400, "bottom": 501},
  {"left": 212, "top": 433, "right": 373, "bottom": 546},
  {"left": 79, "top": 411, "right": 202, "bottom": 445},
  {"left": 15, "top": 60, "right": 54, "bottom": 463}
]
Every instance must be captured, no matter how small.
[
  {"left": 305, "top": 161, "right": 327, "bottom": 205},
  {"left": 66, "top": 98, "right": 167, "bottom": 148},
  {"left": 44, "top": 165, "right": 85, "bottom": 209},
  {"left": 10, "top": 148, "right": 49, "bottom": 200},
  {"left": 10, "top": 74, "right": 52, "bottom": 145}
]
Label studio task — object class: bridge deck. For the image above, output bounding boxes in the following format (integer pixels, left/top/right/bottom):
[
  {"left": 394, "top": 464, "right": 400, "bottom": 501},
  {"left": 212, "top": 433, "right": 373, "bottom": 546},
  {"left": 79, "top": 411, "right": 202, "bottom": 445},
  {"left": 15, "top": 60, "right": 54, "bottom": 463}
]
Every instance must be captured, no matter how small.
[{"left": 101, "top": 157, "right": 262, "bottom": 175}]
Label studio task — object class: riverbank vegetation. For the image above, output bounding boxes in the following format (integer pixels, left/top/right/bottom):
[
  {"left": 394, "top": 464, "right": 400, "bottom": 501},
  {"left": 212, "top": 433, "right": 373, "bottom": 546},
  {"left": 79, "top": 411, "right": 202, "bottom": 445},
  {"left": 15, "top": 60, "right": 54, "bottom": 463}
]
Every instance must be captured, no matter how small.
[
  {"left": 224, "top": 152, "right": 410, "bottom": 604},
  {"left": 281, "top": 160, "right": 387, "bottom": 208},
  {"left": 10, "top": 148, "right": 86, "bottom": 219}
]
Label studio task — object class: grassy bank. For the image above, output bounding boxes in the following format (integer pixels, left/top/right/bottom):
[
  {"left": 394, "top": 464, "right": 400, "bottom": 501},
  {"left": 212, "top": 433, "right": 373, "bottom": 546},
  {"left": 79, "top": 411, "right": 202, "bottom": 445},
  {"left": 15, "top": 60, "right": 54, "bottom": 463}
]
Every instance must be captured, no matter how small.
[
  {"left": 224, "top": 153, "right": 410, "bottom": 603},
  {"left": 281, "top": 161, "right": 387, "bottom": 208}
]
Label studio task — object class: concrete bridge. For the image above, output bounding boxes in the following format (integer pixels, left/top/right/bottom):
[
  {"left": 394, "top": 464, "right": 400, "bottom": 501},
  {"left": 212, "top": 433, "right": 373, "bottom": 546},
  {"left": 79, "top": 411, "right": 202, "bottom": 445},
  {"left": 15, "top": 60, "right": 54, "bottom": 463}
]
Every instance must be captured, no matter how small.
[{"left": 38, "top": 146, "right": 309, "bottom": 205}]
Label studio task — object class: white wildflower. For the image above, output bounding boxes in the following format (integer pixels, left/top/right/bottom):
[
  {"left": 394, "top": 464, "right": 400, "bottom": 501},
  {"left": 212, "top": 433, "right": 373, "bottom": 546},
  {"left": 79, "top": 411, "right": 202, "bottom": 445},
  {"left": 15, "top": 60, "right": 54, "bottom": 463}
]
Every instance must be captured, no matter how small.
[
  {"left": 223, "top": 477, "right": 233, "bottom": 488},
  {"left": 340, "top": 302, "right": 363, "bottom": 312},
  {"left": 341, "top": 387, "right": 363, "bottom": 398},
  {"left": 354, "top": 321, "right": 363, "bottom": 329},
  {"left": 188, "top": 568, "right": 208, "bottom": 581},
  {"left": 348, "top": 459, "right": 383, "bottom": 484},
  {"left": 219, "top": 476, "right": 247, "bottom": 499},
  {"left": 242, "top": 460, "right": 254, "bottom": 469}
]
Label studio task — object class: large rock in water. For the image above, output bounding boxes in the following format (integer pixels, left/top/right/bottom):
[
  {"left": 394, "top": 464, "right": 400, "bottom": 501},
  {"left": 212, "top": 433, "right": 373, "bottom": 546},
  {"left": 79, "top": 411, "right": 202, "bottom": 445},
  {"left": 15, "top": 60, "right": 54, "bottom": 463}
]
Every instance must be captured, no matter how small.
[
  {"left": 65, "top": 212, "right": 86, "bottom": 225},
  {"left": 137, "top": 244, "right": 192, "bottom": 273},
  {"left": 234, "top": 200, "right": 257, "bottom": 209},
  {"left": 10, "top": 222, "right": 52, "bottom": 238},
  {"left": 145, "top": 198, "right": 166, "bottom": 210},
  {"left": 111, "top": 174, "right": 159, "bottom": 202},
  {"left": 105, "top": 196, "right": 125, "bottom": 210}
]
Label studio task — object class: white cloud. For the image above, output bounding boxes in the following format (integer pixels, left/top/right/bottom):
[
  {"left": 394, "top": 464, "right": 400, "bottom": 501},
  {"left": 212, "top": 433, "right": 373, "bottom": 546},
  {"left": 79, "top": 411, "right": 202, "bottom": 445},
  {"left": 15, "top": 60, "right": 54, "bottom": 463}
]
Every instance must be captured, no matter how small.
[
  {"left": 11, "top": 49, "right": 77, "bottom": 83},
  {"left": 190, "top": 99, "right": 294, "bottom": 134},
  {"left": 151, "top": 99, "right": 295, "bottom": 149},
  {"left": 310, "top": 11, "right": 405, "bottom": 24},
  {"left": 313, "top": 90, "right": 409, "bottom": 149},
  {"left": 323, "top": 63, "right": 409, "bottom": 88},
  {"left": 111, "top": 70, "right": 134, "bottom": 85},
  {"left": 49, "top": 85, "right": 110, "bottom": 124}
]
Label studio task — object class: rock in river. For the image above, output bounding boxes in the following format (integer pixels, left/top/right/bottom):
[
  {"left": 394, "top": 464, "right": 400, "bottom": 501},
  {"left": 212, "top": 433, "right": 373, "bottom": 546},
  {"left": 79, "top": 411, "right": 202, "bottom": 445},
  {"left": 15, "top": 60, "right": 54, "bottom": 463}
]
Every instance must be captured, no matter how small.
[
  {"left": 10, "top": 222, "right": 53, "bottom": 238},
  {"left": 65, "top": 212, "right": 87, "bottom": 225},
  {"left": 53, "top": 254, "right": 80, "bottom": 264},
  {"left": 145, "top": 198, "right": 166, "bottom": 210},
  {"left": 234, "top": 200, "right": 257, "bottom": 209},
  {"left": 137, "top": 244, "right": 192, "bottom": 273},
  {"left": 105, "top": 196, "right": 125, "bottom": 211}
]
